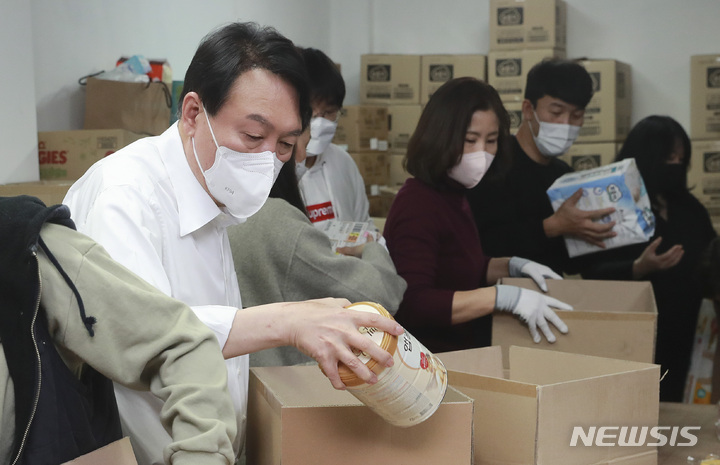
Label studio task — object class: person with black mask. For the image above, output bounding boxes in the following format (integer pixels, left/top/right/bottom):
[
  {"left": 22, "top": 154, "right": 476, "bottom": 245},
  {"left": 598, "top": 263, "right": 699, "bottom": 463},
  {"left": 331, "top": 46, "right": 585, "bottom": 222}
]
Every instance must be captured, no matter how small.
[{"left": 580, "top": 115, "right": 717, "bottom": 402}]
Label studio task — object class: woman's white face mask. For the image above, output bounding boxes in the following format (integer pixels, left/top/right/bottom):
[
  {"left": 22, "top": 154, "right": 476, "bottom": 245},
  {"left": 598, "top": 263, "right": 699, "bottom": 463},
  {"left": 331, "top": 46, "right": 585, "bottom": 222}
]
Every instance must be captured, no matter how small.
[
  {"left": 193, "top": 107, "right": 283, "bottom": 221},
  {"left": 530, "top": 110, "right": 580, "bottom": 157},
  {"left": 305, "top": 116, "right": 338, "bottom": 156},
  {"left": 447, "top": 150, "right": 496, "bottom": 189}
]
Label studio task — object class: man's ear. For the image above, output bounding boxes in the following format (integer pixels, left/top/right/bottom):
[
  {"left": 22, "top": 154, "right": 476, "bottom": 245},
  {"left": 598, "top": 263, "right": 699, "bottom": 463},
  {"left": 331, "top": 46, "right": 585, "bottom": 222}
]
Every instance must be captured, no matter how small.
[
  {"left": 180, "top": 92, "right": 202, "bottom": 137},
  {"left": 521, "top": 99, "right": 535, "bottom": 122}
]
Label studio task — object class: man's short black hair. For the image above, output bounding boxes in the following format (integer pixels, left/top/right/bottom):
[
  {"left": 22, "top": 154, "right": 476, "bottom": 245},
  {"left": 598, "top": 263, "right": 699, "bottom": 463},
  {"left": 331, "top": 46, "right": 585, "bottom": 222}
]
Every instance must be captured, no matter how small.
[
  {"left": 180, "top": 22, "right": 312, "bottom": 130},
  {"left": 524, "top": 58, "right": 594, "bottom": 109},
  {"left": 298, "top": 47, "right": 345, "bottom": 108}
]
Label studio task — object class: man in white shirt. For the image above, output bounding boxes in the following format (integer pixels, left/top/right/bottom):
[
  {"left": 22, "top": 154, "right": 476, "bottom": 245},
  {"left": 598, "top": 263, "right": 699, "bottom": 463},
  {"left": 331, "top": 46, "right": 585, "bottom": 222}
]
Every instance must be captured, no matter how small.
[
  {"left": 64, "top": 22, "right": 402, "bottom": 465},
  {"left": 295, "top": 47, "right": 373, "bottom": 228}
]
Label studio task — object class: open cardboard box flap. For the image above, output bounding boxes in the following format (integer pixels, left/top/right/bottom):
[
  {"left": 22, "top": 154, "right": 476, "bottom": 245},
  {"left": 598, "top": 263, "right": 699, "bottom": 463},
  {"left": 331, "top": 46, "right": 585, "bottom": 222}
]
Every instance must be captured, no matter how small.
[
  {"left": 438, "top": 346, "right": 660, "bottom": 465},
  {"left": 493, "top": 278, "right": 657, "bottom": 367}
]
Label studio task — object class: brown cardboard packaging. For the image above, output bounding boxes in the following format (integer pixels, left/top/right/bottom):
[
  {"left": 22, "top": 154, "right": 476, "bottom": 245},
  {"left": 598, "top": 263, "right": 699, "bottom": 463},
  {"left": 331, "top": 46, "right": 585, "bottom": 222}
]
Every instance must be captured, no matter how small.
[
  {"left": 0, "top": 180, "right": 75, "bottom": 206},
  {"left": 688, "top": 139, "right": 720, "bottom": 217},
  {"left": 38, "top": 129, "right": 143, "bottom": 180},
  {"left": 62, "top": 437, "right": 138, "bottom": 465},
  {"left": 690, "top": 54, "right": 720, "bottom": 140},
  {"left": 438, "top": 346, "right": 660, "bottom": 465},
  {"left": 246, "top": 365, "right": 474, "bottom": 465},
  {"left": 489, "top": 0, "right": 567, "bottom": 51},
  {"left": 493, "top": 278, "right": 657, "bottom": 367},
  {"left": 576, "top": 60, "right": 633, "bottom": 143},
  {"left": 420, "top": 55, "right": 487, "bottom": 105},
  {"left": 334, "top": 105, "right": 389, "bottom": 152},
  {"left": 488, "top": 48, "right": 566, "bottom": 103},
  {"left": 505, "top": 101, "right": 523, "bottom": 135},
  {"left": 389, "top": 153, "right": 411, "bottom": 186},
  {"left": 386, "top": 104, "right": 421, "bottom": 153},
  {"left": 360, "top": 54, "right": 421, "bottom": 105},
  {"left": 560, "top": 142, "right": 620, "bottom": 171},
  {"left": 349, "top": 151, "right": 390, "bottom": 186}
]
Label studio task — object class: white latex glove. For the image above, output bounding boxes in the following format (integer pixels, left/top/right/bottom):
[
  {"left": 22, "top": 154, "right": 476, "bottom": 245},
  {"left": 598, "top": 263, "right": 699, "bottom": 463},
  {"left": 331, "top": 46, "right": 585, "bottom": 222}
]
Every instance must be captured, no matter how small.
[
  {"left": 494, "top": 284, "right": 573, "bottom": 343},
  {"left": 508, "top": 256, "right": 563, "bottom": 292}
]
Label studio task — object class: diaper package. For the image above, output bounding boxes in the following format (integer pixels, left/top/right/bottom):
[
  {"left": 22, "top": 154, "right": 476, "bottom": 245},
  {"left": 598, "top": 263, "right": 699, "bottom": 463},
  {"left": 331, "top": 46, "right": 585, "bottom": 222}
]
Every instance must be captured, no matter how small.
[{"left": 546, "top": 158, "right": 655, "bottom": 257}]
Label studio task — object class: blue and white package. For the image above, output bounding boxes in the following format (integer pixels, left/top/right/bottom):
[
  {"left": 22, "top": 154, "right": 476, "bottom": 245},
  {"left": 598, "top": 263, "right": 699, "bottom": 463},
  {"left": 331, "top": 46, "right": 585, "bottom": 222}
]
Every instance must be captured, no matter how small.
[{"left": 546, "top": 158, "right": 655, "bottom": 257}]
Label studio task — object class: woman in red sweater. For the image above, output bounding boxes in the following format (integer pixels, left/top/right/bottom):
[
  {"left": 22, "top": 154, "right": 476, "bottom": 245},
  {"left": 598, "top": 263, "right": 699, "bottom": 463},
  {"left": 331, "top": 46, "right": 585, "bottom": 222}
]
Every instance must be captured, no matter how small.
[{"left": 384, "top": 77, "right": 572, "bottom": 353}]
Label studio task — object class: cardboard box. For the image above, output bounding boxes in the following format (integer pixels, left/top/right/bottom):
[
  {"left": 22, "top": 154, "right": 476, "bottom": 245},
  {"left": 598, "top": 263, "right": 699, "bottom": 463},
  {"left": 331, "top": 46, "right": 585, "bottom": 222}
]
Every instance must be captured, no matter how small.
[
  {"left": 489, "top": 0, "right": 567, "bottom": 51},
  {"left": 492, "top": 277, "right": 657, "bottom": 367},
  {"left": 387, "top": 104, "right": 421, "bottom": 153},
  {"left": 371, "top": 216, "right": 387, "bottom": 233},
  {"left": 349, "top": 151, "right": 390, "bottom": 186},
  {"left": 0, "top": 180, "right": 75, "bottom": 206},
  {"left": 488, "top": 48, "right": 566, "bottom": 103},
  {"left": 560, "top": 142, "right": 620, "bottom": 171},
  {"left": 360, "top": 54, "right": 421, "bottom": 105},
  {"left": 439, "top": 346, "right": 660, "bottom": 465},
  {"left": 688, "top": 139, "right": 720, "bottom": 217},
  {"left": 62, "top": 437, "right": 138, "bottom": 465},
  {"left": 334, "top": 105, "right": 389, "bottom": 152},
  {"left": 576, "top": 60, "right": 633, "bottom": 143},
  {"left": 38, "top": 129, "right": 143, "bottom": 180},
  {"left": 547, "top": 158, "right": 655, "bottom": 257},
  {"left": 420, "top": 55, "right": 487, "bottom": 105},
  {"left": 389, "top": 153, "right": 411, "bottom": 186},
  {"left": 246, "top": 365, "right": 474, "bottom": 465},
  {"left": 505, "top": 101, "right": 524, "bottom": 135},
  {"left": 690, "top": 54, "right": 720, "bottom": 140}
]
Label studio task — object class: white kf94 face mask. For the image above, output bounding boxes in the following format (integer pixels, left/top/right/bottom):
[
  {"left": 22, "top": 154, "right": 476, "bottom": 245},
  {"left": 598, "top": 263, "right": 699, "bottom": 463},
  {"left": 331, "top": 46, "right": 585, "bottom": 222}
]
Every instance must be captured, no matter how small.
[
  {"left": 192, "top": 107, "right": 284, "bottom": 221},
  {"left": 447, "top": 150, "right": 496, "bottom": 189},
  {"left": 305, "top": 116, "right": 338, "bottom": 156},
  {"left": 531, "top": 110, "right": 580, "bottom": 157}
]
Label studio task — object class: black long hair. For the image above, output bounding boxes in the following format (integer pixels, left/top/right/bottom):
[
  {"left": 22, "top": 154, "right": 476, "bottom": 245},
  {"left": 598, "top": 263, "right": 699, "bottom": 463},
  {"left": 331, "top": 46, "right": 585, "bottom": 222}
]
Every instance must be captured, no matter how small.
[
  {"left": 270, "top": 155, "right": 307, "bottom": 216},
  {"left": 615, "top": 115, "right": 691, "bottom": 201}
]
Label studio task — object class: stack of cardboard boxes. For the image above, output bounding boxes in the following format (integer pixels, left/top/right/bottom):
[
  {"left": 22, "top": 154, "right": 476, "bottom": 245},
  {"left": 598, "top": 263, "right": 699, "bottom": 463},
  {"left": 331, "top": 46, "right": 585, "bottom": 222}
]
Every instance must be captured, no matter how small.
[
  {"left": 488, "top": 0, "right": 567, "bottom": 134},
  {"left": 561, "top": 58, "right": 633, "bottom": 171},
  {"left": 689, "top": 54, "right": 720, "bottom": 229},
  {"left": 0, "top": 128, "right": 143, "bottom": 205},
  {"left": 354, "top": 53, "right": 487, "bottom": 218}
]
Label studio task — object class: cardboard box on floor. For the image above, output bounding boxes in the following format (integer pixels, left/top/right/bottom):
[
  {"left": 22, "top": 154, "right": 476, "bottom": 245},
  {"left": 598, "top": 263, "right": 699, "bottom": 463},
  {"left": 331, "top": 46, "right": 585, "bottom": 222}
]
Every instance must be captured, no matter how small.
[
  {"left": 0, "top": 180, "right": 75, "bottom": 206},
  {"left": 389, "top": 153, "right": 411, "bottom": 187},
  {"left": 576, "top": 59, "right": 633, "bottom": 143},
  {"left": 690, "top": 54, "right": 720, "bottom": 140},
  {"left": 688, "top": 139, "right": 720, "bottom": 218},
  {"left": 489, "top": 0, "right": 567, "bottom": 51},
  {"left": 386, "top": 104, "right": 421, "bottom": 153},
  {"left": 360, "top": 54, "right": 421, "bottom": 105},
  {"left": 438, "top": 346, "right": 660, "bottom": 465},
  {"left": 246, "top": 365, "right": 474, "bottom": 465},
  {"left": 493, "top": 278, "right": 657, "bottom": 367},
  {"left": 39, "top": 129, "right": 143, "bottom": 180},
  {"left": 334, "top": 105, "right": 389, "bottom": 152},
  {"left": 62, "top": 437, "right": 138, "bottom": 465},
  {"left": 349, "top": 151, "right": 390, "bottom": 186}
]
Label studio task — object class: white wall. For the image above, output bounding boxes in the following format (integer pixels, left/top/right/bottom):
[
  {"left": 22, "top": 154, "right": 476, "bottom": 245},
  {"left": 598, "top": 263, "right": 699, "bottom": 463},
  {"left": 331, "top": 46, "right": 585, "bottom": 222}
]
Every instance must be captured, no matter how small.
[
  {"left": 1, "top": 0, "right": 39, "bottom": 183},
  {"left": 31, "top": 0, "right": 330, "bottom": 132},
  {"left": 341, "top": 0, "right": 720, "bottom": 130},
  {"left": 3, "top": 0, "right": 720, "bottom": 184}
]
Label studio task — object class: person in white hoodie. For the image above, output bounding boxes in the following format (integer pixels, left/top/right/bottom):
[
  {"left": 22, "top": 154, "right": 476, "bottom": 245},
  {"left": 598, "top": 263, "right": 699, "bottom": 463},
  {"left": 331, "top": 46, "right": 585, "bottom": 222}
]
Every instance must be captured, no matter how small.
[{"left": 295, "top": 47, "right": 373, "bottom": 228}]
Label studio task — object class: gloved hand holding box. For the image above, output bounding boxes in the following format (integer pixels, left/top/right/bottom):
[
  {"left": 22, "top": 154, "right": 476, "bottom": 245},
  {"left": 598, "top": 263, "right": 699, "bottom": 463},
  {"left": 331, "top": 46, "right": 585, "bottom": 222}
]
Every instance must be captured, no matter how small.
[{"left": 546, "top": 158, "right": 655, "bottom": 257}]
